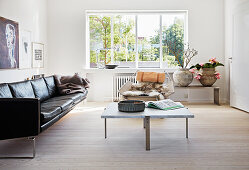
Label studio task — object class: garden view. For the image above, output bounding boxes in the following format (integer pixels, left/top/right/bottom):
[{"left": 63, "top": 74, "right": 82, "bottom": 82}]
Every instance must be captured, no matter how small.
[{"left": 89, "top": 14, "right": 185, "bottom": 68}]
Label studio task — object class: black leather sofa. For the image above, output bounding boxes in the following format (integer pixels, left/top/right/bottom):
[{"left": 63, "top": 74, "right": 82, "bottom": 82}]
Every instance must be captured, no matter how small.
[{"left": 0, "top": 76, "right": 87, "bottom": 157}]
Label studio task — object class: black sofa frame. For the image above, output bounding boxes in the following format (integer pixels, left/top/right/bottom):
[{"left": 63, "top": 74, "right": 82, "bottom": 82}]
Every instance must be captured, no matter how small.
[{"left": 0, "top": 76, "right": 87, "bottom": 158}]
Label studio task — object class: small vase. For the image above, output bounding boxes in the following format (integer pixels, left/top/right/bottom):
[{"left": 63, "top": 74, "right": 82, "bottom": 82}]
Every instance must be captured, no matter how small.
[
  {"left": 173, "top": 68, "right": 193, "bottom": 87},
  {"left": 199, "top": 68, "right": 217, "bottom": 87}
]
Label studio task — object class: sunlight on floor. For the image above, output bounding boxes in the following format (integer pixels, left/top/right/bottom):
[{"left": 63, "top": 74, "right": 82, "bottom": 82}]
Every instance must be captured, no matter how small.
[{"left": 70, "top": 106, "right": 106, "bottom": 113}]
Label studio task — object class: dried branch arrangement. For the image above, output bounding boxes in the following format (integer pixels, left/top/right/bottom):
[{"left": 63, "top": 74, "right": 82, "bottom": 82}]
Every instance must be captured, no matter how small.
[
  {"left": 166, "top": 41, "right": 198, "bottom": 68},
  {"left": 183, "top": 43, "right": 198, "bottom": 68}
]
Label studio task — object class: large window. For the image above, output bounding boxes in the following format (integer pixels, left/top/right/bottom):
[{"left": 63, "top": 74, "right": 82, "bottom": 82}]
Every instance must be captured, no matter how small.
[{"left": 87, "top": 11, "right": 187, "bottom": 68}]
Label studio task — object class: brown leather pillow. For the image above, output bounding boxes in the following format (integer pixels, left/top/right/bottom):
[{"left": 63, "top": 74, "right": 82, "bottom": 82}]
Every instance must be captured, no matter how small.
[
  {"left": 136, "top": 72, "right": 165, "bottom": 83},
  {"left": 143, "top": 72, "right": 158, "bottom": 82}
]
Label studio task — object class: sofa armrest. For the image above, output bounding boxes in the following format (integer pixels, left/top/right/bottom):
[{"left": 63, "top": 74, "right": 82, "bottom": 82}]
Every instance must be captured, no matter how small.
[{"left": 0, "top": 98, "right": 40, "bottom": 140}]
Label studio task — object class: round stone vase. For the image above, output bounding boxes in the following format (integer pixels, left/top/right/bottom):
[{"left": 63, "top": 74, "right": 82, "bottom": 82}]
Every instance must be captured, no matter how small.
[
  {"left": 173, "top": 68, "right": 193, "bottom": 87},
  {"left": 199, "top": 68, "right": 217, "bottom": 87}
]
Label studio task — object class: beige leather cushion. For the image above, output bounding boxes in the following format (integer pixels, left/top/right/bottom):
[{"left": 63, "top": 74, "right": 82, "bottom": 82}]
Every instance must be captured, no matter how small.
[{"left": 136, "top": 72, "right": 165, "bottom": 83}]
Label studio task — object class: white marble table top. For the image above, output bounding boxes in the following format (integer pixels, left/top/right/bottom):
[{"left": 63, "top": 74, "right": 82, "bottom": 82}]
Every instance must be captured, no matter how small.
[{"left": 101, "top": 102, "right": 194, "bottom": 119}]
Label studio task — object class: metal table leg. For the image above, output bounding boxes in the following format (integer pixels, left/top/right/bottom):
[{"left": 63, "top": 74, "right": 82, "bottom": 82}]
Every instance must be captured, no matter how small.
[
  {"left": 105, "top": 118, "right": 107, "bottom": 139},
  {"left": 186, "top": 118, "right": 188, "bottom": 138},
  {"left": 145, "top": 116, "right": 150, "bottom": 151}
]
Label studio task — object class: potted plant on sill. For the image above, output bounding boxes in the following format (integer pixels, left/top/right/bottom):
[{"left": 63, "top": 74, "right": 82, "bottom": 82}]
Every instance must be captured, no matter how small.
[
  {"left": 190, "top": 58, "right": 224, "bottom": 87},
  {"left": 170, "top": 43, "right": 198, "bottom": 87}
]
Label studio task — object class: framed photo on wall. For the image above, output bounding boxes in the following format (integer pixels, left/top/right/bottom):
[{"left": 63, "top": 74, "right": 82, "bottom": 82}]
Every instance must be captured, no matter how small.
[
  {"left": 32, "top": 42, "right": 44, "bottom": 68},
  {"left": 19, "top": 30, "right": 32, "bottom": 69},
  {"left": 0, "top": 16, "right": 19, "bottom": 69}
]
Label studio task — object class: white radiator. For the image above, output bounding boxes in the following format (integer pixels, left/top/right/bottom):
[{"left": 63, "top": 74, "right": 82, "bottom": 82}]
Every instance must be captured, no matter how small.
[{"left": 113, "top": 75, "right": 137, "bottom": 101}]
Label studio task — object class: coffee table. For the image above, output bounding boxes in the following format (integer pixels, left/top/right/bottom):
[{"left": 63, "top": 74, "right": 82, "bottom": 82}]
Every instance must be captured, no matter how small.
[{"left": 101, "top": 102, "right": 194, "bottom": 150}]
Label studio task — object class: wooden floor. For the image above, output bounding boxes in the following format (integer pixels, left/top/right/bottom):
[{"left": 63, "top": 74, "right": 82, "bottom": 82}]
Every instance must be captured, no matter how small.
[{"left": 0, "top": 102, "right": 249, "bottom": 170}]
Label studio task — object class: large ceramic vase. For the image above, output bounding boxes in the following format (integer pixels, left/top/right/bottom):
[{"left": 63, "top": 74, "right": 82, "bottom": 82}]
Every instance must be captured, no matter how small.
[
  {"left": 199, "top": 68, "right": 217, "bottom": 87},
  {"left": 173, "top": 68, "right": 193, "bottom": 87}
]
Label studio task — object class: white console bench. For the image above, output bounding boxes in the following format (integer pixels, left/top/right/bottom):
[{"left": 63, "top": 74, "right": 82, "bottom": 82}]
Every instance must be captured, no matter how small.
[{"left": 174, "top": 85, "right": 220, "bottom": 105}]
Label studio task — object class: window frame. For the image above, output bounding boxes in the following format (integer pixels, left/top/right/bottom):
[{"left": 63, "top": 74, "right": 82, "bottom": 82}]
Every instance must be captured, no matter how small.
[{"left": 85, "top": 10, "right": 188, "bottom": 69}]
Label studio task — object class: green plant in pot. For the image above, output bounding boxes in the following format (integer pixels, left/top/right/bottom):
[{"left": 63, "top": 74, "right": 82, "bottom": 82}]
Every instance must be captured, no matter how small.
[
  {"left": 170, "top": 43, "right": 198, "bottom": 87},
  {"left": 190, "top": 58, "right": 224, "bottom": 86}
]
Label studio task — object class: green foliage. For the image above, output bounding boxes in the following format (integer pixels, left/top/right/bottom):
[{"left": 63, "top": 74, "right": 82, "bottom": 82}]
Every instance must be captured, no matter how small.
[
  {"left": 163, "top": 23, "right": 184, "bottom": 67},
  {"left": 150, "top": 30, "right": 160, "bottom": 44},
  {"left": 139, "top": 48, "right": 159, "bottom": 61},
  {"left": 90, "top": 50, "right": 96, "bottom": 63},
  {"left": 166, "top": 55, "right": 179, "bottom": 67},
  {"left": 150, "top": 20, "right": 184, "bottom": 68},
  {"left": 113, "top": 15, "right": 136, "bottom": 62},
  {"left": 138, "top": 36, "right": 159, "bottom": 61},
  {"left": 89, "top": 16, "right": 111, "bottom": 64},
  {"left": 190, "top": 62, "right": 224, "bottom": 70}
]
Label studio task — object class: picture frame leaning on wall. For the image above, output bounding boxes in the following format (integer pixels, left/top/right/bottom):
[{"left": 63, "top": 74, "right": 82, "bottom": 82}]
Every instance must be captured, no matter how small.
[
  {"left": 19, "top": 29, "right": 32, "bottom": 69},
  {"left": 32, "top": 42, "right": 44, "bottom": 68}
]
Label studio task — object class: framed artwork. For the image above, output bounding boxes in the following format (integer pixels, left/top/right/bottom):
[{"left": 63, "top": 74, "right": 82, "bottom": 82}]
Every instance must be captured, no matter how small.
[
  {"left": 32, "top": 74, "right": 45, "bottom": 79},
  {"left": 32, "top": 42, "right": 44, "bottom": 68},
  {"left": 0, "top": 16, "right": 19, "bottom": 69},
  {"left": 19, "top": 30, "right": 32, "bottom": 69}
]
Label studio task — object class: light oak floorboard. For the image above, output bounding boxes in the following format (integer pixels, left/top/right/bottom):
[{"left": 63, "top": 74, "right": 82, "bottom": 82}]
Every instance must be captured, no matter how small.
[{"left": 0, "top": 102, "right": 249, "bottom": 170}]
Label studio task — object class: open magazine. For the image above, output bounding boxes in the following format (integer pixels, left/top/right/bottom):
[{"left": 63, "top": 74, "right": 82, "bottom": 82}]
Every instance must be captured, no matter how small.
[{"left": 146, "top": 99, "right": 184, "bottom": 110}]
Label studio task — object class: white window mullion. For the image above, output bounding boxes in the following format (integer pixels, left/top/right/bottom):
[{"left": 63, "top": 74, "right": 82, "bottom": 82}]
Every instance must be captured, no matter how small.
[
  {"left": 159, "top": 15, "right": 163, "bottom": 68},
  {"left": 86, "top": 15, "right": 90, "bottom": 68},
  {"left": 111, "top": 15, "right": 114, "bottom": 64},
  {"left": 135, "top": 15, "right": 138, "bottom": 68},
  {"left": 184, "top": 12, "right": 188, "bottom": 45},
  {"left": 125, "top": 17, "right": 128, "bottom": 62}
]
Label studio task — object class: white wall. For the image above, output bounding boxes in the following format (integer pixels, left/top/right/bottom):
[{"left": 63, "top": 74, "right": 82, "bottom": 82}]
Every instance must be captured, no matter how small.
[
  {"left": 47, "top": 0, "right": 226, "bottom": 102},
  {"left": 0, "top": 0, "right": 48, "bottom": 83}
]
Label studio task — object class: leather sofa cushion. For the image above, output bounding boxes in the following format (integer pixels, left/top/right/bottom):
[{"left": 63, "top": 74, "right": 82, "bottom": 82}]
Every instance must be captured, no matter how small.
[
  {"left": 42, "top": 98, "right": 74, "bottom": 111},
  {"left": 0, "top": 84, "right": 13, "bottom": 98},
  {"left": 41, "top": 104, "right": 62, "bottom": 124},
  {"left": 44, "top": 76, "right": 57, "bottom": 97},
  {"left": 51, "top": 92, "right": 86, "bottom": 103},
  {"left": 31, "top": 78, "right": 50, "bottom": 102},
  {"left": 9, "top": 81, "right": 35, "bottom": 98}
]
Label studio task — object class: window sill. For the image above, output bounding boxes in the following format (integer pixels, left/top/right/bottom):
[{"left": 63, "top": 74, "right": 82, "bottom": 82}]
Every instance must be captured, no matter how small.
[{"left": 83, "top": 68, "right": 177, "bottom": 74}]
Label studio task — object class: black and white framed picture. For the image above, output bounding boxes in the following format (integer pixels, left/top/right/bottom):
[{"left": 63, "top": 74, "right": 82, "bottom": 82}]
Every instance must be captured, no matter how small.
[
  {"left": 32, "top": 42, "right": 44, "bottom": 68},
  {"left": 19, "top": 30, "right": 32, "bottom": 69}
]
